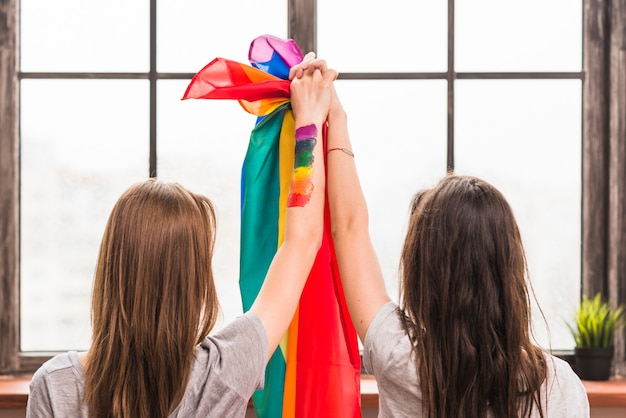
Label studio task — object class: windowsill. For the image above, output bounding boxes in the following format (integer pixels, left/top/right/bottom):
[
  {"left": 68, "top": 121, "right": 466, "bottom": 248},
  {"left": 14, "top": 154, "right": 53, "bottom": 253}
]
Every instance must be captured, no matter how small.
[
  {"left": 0, "top": 376, "right": 30, "bottom": 409},
  {"left": 1, "top": 374, "right": 625, "bottom": 410}
]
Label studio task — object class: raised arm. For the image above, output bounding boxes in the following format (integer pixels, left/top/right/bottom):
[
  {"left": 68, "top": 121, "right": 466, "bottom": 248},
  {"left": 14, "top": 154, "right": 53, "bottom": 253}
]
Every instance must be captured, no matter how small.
[
  {"left": 250, "top": 65, "right": 337, "bottom": 358},
  {"left": 325, "top": 87, "right": 391, "bottom": 342}
]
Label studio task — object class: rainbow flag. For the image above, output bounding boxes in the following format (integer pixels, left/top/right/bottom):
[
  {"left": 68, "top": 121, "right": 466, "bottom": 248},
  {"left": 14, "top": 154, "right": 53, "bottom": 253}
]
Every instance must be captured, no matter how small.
[{"left": 182, "top": 35, "right": 361, "bottom": 417}]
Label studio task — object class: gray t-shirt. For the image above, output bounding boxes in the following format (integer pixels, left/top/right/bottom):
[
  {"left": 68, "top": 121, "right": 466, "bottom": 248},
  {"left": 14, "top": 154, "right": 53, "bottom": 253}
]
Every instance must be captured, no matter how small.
[
  {"left": 363, "top": 302, "right": 590, "bottom": 418},
  {"left": 26, "top": 311, "right": 267, "bottom": 417}
]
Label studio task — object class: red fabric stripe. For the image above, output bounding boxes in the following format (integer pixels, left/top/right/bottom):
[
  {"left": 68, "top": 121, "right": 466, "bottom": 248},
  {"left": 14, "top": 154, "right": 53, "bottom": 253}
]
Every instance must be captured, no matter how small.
[
  {"left": 294, "top": 127, "right": 361, "bottom": 417},
  {"left": 182, "top": 58, "right": 290, "bottom": 102}
]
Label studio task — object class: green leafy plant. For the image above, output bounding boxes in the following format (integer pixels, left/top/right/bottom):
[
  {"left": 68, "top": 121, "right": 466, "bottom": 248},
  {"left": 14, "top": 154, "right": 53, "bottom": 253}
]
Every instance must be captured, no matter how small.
[{"left": 567, "top": 293, "right": 625, "bottom": 348}]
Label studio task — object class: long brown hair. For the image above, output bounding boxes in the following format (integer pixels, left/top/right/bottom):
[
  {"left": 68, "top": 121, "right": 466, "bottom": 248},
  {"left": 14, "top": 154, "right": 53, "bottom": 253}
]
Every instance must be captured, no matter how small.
[
  {"left": 84, "top": 179, "right": 219, "bottom": 418},
  {"left": 400, "top": 175, "right": 547, "bottom": 418}
]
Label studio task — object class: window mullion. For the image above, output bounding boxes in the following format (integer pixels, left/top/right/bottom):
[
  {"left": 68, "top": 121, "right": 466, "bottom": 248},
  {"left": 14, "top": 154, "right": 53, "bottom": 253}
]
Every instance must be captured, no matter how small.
[
  {"left": 149, "top": 0, "right": 157, "bottom": 177},
  {"left": 288, "top": 0, "right": 316, "bottom": 54},
  {"left": 447, "top": 0, "right": 455, "bottom": 173},
  {"left": 0, "top": 0, "right": 20, "bottom": 375}
]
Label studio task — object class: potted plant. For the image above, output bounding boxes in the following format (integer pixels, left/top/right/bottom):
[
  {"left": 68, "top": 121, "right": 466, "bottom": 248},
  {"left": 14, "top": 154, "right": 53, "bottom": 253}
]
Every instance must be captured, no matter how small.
[{"left": 566, "top": 293, "right": 625, "bottom": 381}]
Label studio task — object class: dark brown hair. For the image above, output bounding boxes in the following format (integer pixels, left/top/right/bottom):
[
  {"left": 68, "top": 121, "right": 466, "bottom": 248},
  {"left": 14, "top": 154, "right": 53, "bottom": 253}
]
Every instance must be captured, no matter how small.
[
  {"left": 84, "top": 179, "right": 219, "bottom": 418},
  {"left": 400, "top": 174, "right": 547, "bottom": 418}
]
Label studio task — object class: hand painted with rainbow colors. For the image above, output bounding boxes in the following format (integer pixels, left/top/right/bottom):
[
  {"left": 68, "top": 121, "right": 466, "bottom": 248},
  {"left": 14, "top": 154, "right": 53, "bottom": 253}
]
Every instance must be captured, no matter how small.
[{"left": 288, "top": 57, "right": 336, "bottom": 208}]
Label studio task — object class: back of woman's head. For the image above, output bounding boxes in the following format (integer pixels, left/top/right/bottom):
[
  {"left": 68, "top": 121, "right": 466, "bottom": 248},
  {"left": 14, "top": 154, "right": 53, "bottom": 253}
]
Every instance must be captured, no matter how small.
[
  {"left": 400, "top": 174, "right": 546, "bottom": 418},
  {"left": 85, "top": 178, "right": 219, "bottom": 418}
]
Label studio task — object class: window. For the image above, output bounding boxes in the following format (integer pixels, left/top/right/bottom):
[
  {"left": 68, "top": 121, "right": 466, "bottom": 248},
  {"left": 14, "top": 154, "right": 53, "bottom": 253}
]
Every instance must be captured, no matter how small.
[
  {"left": 316, "top": 0, "right": 582, "bottom": 349},
  {"left": 3, "top": 0, "right": 624, "bottom": 375},
  {"left": 1, "top": 0, "right": 287, "bottom": 371}
]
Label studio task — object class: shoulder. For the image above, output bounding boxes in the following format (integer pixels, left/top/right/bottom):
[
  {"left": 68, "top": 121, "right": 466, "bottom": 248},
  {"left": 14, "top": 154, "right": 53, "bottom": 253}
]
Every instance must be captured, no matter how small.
[
  {"left": 363, "top": 301, "right": 405, "bottom": 346},
  {"left": 196, "top": 311, "right": 267, "bottom": 385},
  {"left": 364, "top": 301, "right": 402, "bottom": 338},
  {"left": 362, "top": 302, "right": 422, "bottom": 416},
  {"left": 176, "top": 312, "right": 268, "bottom": 415},
  {"left": 363, "top": 302, "right": 412, "bottom": 374},
  {"left": 545, "top": 354, "right": 584, "bottom": 389},
  {"left": 28, "top": 352, "right": 85, "bottom": 416},
  {"left": 541, "top": 354, "right": 590, "bottom": 416},
  {"left": 32, "top": 351, "right": 82, "bottom": 384},
  {"left": 200, "top": 311, "right": 267, "bottom": 356}
]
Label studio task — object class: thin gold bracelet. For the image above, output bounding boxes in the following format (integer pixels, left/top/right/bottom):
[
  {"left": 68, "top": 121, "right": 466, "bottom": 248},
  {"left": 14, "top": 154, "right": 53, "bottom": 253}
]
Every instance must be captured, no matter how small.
[{"left": 327, "top": 147, "right": 354, "bottom": 157}]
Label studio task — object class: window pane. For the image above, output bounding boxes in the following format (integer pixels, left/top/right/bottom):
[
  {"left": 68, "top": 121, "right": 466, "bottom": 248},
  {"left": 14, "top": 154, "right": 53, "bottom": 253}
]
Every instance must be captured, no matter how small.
[
  {"left": 20, "top": 80, "right": 150, "bottom": 351},
  {"left": 336, "top": 80, "right": 447, "bottom": 297},
  {"left": 318, "top": 0, "right": 447, "bottom": 72},
  {"left": 157, "top": 0, "right": 287, "bottom": 72},
  {"left": 455, "top": 79, "right": 582, "bottom": 350},
  {"left": 157, "top": 80, "right": 254, "bottom": 330},
  {"left": 20, "top": 0, "right": 149, "bottom": 72},
  {"left": 456, "top": 0, "right": 582, "bottom": 72}
]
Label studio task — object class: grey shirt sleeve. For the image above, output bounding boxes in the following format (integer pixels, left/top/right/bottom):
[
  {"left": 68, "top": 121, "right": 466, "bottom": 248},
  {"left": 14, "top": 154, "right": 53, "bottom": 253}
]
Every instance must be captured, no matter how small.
[
  {"left": 363, "top": 301, "right": 424, "bottom": 418},
  {"left": 26, "top": 367, "right": 54, "bottom": 418},
  {"left": 173, "top": 311, "right": 268, "bottom": 416},
  {"left": 540, "top": 355, "right": 590, "bottom": 417},
  {"left": 26, "top": 352, "right": 87, "bottom": 418},
  {"left": 363, "top": 301, "right": 407, "bottom": 376},
  {"left": 203, "top": 310, "right": 268, "bottom": 395}
]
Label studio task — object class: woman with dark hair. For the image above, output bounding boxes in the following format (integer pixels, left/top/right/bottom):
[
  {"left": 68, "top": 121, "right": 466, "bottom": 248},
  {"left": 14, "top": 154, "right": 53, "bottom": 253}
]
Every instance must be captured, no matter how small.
[
  {"left": 26, "top": 60, "right": 337, "bottom": 418},
  {"left": 289, "top": 59, "right": 589, "bottom": 417}
]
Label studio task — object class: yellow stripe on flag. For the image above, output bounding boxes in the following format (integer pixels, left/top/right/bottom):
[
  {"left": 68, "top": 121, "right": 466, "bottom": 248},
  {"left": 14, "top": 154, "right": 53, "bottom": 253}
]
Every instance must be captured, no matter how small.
[
  {"left": 277, "top": 110, "right": 298, "bottom": 418},
  {"left": 239, "top": 97, "right": 288, "bottom": 117}
]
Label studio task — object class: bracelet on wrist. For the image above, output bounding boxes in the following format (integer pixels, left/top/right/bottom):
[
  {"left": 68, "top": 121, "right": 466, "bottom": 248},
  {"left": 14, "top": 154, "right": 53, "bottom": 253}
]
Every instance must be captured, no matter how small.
[{"left": 327, "top": 147, "right": 354, "bottom": 157}]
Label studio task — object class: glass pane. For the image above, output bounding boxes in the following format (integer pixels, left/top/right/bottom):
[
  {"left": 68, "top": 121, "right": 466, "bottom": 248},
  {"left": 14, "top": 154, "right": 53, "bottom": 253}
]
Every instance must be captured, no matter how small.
[
  {"left": 20, "top": 0, "right": 149, "bottom": 72},
  {"left": 20, "top": 80, "right": 150, "bottom": 351},
  {"left": 455, "top": 79, "right": 582, "bottom": 350},
  {"left": 456, "top": 0, "right": 582, "bottom": 72},
  {"left": 157, "top": 80, "right": 256, "bottom": 331},
  {"left": 318, "top": 0, "right": 447, "bottom": 72},
  {"left": 335, "top": 80, "right": 447, "bottom": 297},
  {"left": 158, "top": 0, "right": 287, "bottom": 73}
]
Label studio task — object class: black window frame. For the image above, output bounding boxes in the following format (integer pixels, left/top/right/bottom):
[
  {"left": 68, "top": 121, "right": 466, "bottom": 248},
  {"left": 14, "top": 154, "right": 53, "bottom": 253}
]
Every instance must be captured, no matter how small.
[{"left": 2, "top": 0, "right": 624, "bottom": 375}]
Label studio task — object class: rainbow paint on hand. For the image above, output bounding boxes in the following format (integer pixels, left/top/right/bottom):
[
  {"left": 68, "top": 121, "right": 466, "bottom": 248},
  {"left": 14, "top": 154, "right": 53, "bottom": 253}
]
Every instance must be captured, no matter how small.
[{"left": 288, "top": 124, "right": 317, "bottom": 207}]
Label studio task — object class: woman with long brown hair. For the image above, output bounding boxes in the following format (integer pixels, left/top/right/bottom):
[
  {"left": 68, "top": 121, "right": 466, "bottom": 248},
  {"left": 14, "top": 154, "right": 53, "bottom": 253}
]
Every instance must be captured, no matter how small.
[
  {"left": 26, "top": 60, "right": 337, "bottom": 418},
  {"left": 289, "top": 59, "right": 590, "bottom": 417}
]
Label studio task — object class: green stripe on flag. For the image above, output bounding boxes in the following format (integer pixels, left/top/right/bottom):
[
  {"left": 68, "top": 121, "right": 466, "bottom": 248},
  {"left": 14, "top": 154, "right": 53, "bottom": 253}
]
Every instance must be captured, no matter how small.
[{"left": 240, "top": 104, "right": 290, "bottom": 418}]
